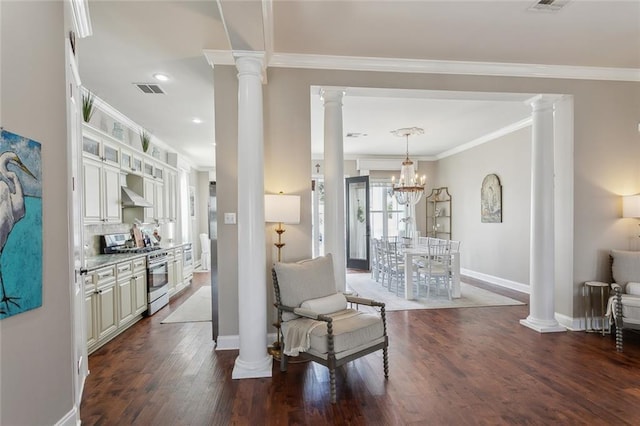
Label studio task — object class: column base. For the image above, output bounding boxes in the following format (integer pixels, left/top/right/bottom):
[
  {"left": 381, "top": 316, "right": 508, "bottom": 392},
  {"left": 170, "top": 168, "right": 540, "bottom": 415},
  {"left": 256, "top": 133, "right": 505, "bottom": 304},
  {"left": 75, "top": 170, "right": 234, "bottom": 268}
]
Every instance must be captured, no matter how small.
[
  {"left": 520, "top": 317, "right": 567, "bottom": 333},
  {"left": 232, "top": 355, "right": 273, "bottom": 379}
]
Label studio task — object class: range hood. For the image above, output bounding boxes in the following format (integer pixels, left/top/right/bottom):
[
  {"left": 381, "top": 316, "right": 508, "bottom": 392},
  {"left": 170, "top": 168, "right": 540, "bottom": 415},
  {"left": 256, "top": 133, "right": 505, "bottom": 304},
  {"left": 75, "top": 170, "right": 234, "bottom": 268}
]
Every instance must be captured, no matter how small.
[{"left": 121, "top": 186, "right": 153, "bottom": 208}]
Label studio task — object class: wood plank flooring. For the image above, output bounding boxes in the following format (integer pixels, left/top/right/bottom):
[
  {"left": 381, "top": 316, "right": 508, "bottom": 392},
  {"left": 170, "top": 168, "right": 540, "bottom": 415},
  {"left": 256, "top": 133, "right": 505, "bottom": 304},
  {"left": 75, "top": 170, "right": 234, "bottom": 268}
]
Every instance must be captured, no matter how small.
[{"left": 81, "top": 273, "right": 640, "bottom": 425}]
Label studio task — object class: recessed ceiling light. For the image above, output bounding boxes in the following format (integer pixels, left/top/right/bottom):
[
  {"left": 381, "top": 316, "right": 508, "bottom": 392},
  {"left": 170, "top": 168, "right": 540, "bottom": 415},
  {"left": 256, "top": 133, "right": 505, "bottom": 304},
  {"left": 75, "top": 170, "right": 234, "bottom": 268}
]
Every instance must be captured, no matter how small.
[
  {"left": 192, "top": 118, "right": 203, "bottom": 124},
  {"left": 153, "top": 73, "right": 170, "bottom": 82}
]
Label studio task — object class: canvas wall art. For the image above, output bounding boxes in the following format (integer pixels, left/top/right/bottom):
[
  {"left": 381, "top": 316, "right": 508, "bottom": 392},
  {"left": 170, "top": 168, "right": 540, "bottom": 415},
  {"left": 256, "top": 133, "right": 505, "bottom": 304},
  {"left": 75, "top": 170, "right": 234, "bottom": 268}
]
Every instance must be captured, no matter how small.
[
  {"left": 0, "top": 129, "right": 42, "bottom": 319},
  {"left": 481, "top": 173, "right": 502, "bottom": 223}
]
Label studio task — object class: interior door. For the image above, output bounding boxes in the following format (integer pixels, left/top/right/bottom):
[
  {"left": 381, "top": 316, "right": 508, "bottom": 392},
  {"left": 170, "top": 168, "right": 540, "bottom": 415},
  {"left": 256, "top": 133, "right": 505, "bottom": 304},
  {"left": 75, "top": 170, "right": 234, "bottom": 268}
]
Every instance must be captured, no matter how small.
[
  {"left": 66, "top": 35, "right": 88, "bottom": 406},
  {"left": 345, "top": 176, "right": 370, "bottom": 270}
]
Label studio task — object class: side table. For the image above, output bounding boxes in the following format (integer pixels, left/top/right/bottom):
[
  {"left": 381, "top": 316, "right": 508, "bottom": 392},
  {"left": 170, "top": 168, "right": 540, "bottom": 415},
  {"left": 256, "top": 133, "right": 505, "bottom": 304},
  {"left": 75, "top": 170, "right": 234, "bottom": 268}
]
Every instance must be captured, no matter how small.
[{"left": 584, "top": 281, "right": 610, "bottom": 335}]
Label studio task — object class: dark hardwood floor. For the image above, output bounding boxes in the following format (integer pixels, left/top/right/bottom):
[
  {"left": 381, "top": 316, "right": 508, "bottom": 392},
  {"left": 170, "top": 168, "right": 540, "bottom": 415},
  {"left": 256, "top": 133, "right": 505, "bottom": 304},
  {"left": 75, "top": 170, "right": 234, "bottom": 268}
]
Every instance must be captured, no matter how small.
[{"left": 81, "top": 273, "right": 640, "bottom": 425}]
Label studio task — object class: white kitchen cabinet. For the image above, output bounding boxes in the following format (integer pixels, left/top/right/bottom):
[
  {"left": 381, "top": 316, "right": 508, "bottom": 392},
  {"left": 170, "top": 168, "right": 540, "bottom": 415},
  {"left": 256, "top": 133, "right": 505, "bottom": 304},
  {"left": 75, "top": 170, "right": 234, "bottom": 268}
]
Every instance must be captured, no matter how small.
[
  {"left": 84, "top": 265, "right": 119, "bottom": 349},
  {"left": 84, "top": 274, "right": 98, "bottom": 351},
  {"left": 167, "top": 250, "right": 176, "bottom": 297},
  {"left": 86, "top": 257, "right": 148, "bottom": 355},
  {"left": 82, "top": 157, "right": 122, "bottom": 224},
  {"left": 116, "top": 261, "right": 135, "bottom": 326},
  {"left": 121, "top": 148, "right": 144, "bottom": 176},
  {"left": 165, "top": 170, "right": 178, "bottom": 223},
  {"left": 168, "top": 247, "right": 184, "bottom": 298},
  {"left": 132, "top": 257, "right": 147, "bottom": 315},
  {"left": 143, "top": 177, "right": 165, "bottom": 223}
]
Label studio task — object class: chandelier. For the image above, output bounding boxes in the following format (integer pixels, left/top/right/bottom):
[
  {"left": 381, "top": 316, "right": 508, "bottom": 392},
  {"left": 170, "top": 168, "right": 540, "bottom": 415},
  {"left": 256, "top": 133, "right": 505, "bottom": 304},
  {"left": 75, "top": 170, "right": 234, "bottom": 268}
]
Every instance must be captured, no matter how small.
[{"left": 391, "top": 127, "right": 426, "bottom": 206}]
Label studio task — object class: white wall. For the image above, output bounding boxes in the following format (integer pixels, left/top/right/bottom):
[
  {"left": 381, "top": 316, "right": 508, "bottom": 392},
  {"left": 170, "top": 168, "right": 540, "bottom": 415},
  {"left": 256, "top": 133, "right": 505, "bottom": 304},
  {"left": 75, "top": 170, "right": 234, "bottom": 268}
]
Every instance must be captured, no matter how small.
[
  {"left": 437, "top": 127, "right": 532, "bottom": 285},
  {"left": 0, "top": 2, "right": 75, "bottom": 424}
]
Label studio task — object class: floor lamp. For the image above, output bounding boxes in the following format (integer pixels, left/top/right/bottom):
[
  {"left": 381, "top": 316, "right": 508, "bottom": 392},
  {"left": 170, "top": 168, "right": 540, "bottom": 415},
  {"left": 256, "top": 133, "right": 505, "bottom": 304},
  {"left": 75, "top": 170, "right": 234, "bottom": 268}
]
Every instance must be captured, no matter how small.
[
  {"left": 265, "top": 193, "right": 300, "bottom": 359},
  {"left": 265, "top": 193, "right": 300, "bottom": 262}
]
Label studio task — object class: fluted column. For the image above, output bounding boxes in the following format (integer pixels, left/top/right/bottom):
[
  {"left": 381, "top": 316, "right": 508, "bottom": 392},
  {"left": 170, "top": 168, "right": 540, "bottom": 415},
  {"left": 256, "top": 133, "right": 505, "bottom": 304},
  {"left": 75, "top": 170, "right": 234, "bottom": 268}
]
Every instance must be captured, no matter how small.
[
  {"left": 520, "top": 95, "right": 565, "bottom": 333},
  {"left": 232, "top": 52, "right": 272, "bottom": 379},
  {"left": 322, "top": 88, "right": 346, "bottom": 292}
]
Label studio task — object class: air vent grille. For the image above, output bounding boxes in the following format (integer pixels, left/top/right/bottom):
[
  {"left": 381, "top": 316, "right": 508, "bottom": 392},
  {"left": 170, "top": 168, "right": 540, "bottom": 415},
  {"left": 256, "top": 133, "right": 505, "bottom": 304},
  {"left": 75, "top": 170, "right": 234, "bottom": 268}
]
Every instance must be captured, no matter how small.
[
  {"left": 346, "top": 132, "right": 368, "bottom": 138},
  {"left": 529, "top": 0, "right": 570, "bottom": 12},
  {"left": 134, "top": 83, "right": 165, "bottom": 94}
]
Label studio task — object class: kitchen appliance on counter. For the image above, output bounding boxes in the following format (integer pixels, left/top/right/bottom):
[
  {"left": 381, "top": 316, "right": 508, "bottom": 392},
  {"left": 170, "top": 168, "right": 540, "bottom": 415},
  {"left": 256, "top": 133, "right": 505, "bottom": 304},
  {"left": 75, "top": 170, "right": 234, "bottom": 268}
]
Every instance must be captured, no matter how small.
[{"left": 101, "top": 233, "right": 162, "bottom": 254}]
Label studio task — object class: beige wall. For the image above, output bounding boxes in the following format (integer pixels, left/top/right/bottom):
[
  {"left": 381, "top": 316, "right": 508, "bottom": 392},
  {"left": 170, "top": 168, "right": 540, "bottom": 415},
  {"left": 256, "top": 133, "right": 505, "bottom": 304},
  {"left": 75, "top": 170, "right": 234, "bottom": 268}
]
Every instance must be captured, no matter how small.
[
  {"left": 214, "top": 64, "right": 640, "bottom": 336},
  {"left": 0, "top": 1, "right": 75, "bottom": 424},
  {"left": 437, "top": 127, "right": 532, "bottom": 285}
]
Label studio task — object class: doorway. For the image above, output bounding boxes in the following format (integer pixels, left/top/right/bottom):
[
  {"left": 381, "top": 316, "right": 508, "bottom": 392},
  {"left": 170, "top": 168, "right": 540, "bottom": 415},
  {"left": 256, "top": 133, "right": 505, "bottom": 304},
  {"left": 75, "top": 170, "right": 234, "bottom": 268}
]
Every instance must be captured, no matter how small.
[{"left": 346, "top": 176, "right": 370, "bottom": 270}]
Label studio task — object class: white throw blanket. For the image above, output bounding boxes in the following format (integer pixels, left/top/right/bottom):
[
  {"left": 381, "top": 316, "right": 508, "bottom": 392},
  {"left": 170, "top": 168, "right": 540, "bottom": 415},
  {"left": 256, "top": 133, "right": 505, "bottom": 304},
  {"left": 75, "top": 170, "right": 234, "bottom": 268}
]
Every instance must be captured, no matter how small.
[{"left": 281, "top": 318, "right": 324, "bottom": 356}]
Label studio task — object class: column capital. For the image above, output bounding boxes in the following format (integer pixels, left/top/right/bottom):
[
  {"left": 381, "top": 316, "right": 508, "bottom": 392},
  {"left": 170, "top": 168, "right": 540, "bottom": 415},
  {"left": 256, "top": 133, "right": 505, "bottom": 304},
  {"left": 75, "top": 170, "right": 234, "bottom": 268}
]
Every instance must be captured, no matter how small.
[
  {"left": 527, "top": 94, "right": 560, "bottom": 112},
  {"left": 320, "top": 88, "right": 346, "bottom": 105},
  {"left": 234, "top": 51, "right": 266, "bottom": 81}
]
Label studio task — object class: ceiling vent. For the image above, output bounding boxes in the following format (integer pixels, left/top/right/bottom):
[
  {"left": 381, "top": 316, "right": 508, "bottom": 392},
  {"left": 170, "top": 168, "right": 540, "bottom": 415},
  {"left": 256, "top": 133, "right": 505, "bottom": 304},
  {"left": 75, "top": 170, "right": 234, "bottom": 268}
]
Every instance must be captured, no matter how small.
[
  {"left": 346, "top": 132, "right": 368, "bottom": 138},
  {"left": 529, "top": 0, "right": 570, "bottom": 12},
  {"left": 134, "top": 83, "right": 165, "bottom": 94}
]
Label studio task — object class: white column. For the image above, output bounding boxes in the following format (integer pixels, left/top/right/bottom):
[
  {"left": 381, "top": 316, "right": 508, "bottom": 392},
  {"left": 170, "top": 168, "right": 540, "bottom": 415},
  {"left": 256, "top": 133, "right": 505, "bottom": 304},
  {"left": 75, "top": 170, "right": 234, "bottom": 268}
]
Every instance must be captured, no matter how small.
[
  {"left": 232, "top": 53, "right": 272, "bottom": 379},
  {"left": 322, "top": 88, "right": 346, "bottom": 292},
  {"left": 520, "top": 96, "right": 565, "bottom": 333}
]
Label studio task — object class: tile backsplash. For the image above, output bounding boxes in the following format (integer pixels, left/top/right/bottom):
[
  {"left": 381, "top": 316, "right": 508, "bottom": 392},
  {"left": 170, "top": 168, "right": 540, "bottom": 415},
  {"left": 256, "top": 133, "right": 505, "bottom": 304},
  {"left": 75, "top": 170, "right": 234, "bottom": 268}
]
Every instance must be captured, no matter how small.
[{"left": 84, "top": 223, "right": 131, "bottom": 257}]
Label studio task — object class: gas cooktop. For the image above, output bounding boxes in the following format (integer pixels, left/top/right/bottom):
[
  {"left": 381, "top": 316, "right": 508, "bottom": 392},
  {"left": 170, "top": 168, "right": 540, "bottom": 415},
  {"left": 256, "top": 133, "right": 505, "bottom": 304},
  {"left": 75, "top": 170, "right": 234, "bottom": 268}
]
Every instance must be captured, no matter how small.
[{"left": 105, "top": 246, "right": 162, "bottom": 254}]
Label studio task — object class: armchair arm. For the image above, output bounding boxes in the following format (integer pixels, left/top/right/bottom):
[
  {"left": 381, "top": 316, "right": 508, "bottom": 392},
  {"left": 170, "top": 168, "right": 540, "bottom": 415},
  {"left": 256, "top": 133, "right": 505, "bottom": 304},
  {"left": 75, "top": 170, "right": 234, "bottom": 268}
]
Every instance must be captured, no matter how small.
[
  {"left": 293, "top": 307, "right": 332, "bottom": 322},
  {"left": 612, "top": 283, "right": 623, "bottom": 292},
  {"left": 345, "top": 294, "right": 385, "bottom": 308}
]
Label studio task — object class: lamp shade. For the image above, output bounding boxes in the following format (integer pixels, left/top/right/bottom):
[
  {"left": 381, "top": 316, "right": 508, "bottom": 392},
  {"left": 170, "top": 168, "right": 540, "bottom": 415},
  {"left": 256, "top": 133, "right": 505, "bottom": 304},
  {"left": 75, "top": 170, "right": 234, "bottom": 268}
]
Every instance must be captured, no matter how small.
[
  {"left": 265, "top": 194, "right": 300, "bottom": 224},
  {"left": 623, "top": 194, "right": 640, "bottom": 218}
]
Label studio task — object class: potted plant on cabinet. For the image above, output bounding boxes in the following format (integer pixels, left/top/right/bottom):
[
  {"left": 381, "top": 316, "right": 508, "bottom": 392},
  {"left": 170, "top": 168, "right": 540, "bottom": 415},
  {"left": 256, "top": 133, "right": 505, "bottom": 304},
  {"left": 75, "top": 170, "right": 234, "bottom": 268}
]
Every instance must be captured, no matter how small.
[
  {"left": 82, "top": 91, "right": 95, "bottom": 123},
  {"left": 140, "top": 130, "right": 150, "bottom": 153}
]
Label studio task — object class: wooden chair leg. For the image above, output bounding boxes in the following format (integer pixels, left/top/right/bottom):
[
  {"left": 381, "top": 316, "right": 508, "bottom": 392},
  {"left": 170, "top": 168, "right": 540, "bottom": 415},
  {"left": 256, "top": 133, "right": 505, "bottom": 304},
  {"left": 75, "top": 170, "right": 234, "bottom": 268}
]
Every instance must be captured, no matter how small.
[
  {"left": 330, "top": 368, "right": 336, "bottom": 404},
  {"left": 383, "top": 347, "right": 389, "bottom": 379}
]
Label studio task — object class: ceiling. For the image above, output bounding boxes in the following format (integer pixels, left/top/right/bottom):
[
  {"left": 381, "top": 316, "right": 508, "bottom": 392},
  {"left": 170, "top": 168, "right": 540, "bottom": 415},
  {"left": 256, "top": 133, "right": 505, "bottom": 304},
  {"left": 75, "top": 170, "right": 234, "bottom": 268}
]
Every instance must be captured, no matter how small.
[{"left": 77, "top": 0, "right": 640, "bottom": 170}]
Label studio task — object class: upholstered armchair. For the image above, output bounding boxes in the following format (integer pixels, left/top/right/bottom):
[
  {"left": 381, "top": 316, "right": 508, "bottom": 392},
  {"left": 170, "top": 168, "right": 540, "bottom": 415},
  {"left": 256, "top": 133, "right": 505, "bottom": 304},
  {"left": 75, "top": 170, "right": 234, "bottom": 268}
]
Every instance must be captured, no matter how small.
[
  {"left": 272, "top": 254, "right": 389, "bottom": 403},
  {"left": 609, "top": 249, "right": 640, "bottom": 351}
]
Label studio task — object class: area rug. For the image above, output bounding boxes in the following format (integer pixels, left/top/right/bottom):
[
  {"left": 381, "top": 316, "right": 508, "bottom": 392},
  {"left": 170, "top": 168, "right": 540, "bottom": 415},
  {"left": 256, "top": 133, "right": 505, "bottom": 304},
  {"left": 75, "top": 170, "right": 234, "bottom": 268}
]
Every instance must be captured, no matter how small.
[
  {"left": 161, "top": 286, "right": 212, "bottom": 323},
  {"left": 346, "top": 273, "right": 525, "bottom": 311}
]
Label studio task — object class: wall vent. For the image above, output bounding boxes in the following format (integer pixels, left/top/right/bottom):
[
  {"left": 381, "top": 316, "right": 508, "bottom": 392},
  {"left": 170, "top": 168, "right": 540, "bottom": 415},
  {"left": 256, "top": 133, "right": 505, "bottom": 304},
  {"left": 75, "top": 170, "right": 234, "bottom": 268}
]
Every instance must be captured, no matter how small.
[
  {"left": 529, "top": 0, "right": 570, "bottom": 12},
  {"left": 134, "top": 83, "right": 166, "bottom": 94}
]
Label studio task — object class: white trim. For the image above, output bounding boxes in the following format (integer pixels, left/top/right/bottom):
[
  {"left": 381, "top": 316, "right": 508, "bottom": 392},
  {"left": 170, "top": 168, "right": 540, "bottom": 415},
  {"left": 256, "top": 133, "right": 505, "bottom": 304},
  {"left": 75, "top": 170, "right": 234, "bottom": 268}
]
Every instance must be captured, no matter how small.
[
  {"left": 262, "top": 0, "right": 274, "bottom": 65},
  {"left": 555, "top": 312, "right": 584, "bottom": 332},
  {"left": 203, "top": 49, "right": 235, "bottom": 68},
  {"left": 203, "top": 50, "right": 640, "bottom": 82},
  {"left": 69, "top": 0, "right": 92, "bottom": 38},
  {"left": 461, "top": 268, "right": 530, "bottom": 294},
  {"left": 269, "top": 53, "right": 640, "bottom": 82},
  {"left": 437, "top": 117, "right": 533, "bottom": 159},
  {"left": 55, "top": 405, "right": 80, "bottom": 426},
  {"left": 216, "top": 334, "right": 240, "bottom": 350}
]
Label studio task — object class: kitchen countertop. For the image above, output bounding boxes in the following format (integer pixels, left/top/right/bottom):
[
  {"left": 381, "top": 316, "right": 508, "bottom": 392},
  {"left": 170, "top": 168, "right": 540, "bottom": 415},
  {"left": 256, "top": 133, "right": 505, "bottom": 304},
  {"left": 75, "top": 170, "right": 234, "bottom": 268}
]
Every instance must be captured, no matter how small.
[{"left": 84, "top": 242, "right": 192, "bottom": 271}]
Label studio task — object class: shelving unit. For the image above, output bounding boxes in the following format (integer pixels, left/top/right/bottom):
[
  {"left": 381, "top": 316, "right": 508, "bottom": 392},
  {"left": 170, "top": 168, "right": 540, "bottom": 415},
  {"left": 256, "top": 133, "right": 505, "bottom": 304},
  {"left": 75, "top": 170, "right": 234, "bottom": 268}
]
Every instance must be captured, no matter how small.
[{"left": 426, "top": 187, "right": 451, "bottom": 239}]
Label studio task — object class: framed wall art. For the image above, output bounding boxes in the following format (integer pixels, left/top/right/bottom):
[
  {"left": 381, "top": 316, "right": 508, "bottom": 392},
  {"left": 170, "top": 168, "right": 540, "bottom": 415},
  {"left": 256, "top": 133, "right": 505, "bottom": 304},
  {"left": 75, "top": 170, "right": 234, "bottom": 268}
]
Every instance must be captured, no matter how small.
[
  {"left": 481, "top": 173, "right": 502, "bottom": 223},
  {"left": 0, "top": 129, "right": 42, "bottom": 319}
]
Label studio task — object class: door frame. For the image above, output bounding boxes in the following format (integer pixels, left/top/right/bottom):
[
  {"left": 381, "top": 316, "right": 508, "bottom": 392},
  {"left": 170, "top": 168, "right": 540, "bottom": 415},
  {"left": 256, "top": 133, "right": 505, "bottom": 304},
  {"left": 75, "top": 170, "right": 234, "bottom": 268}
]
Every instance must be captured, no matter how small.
[{"left": 345, "top": 175, "right": 370, "bottom": 270}]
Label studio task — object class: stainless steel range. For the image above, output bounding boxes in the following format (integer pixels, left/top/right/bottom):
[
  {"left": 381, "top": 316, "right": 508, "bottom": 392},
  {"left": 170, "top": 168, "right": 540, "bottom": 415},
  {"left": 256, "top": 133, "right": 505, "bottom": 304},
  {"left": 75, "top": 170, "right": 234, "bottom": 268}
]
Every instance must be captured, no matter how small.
[
  {"left": 146, "top": 250, "right": 169, "bottom": 315},
  {"left": 100, "top": 233, "right": 169, "bottom": 315}
]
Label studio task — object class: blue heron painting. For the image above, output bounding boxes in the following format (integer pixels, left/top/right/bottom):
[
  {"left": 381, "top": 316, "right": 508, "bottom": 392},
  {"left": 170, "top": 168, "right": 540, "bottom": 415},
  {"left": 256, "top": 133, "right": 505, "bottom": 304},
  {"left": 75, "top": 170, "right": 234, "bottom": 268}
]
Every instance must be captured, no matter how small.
[{"left": 0, "top": 129, "right": 42, "bottom": 319}]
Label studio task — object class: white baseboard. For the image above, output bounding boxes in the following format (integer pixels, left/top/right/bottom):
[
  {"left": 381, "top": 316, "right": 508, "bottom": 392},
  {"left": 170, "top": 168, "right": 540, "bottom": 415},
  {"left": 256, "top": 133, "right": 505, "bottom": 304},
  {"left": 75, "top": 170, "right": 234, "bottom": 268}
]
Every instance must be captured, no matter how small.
[
  {"left": 216, "top": 333, "right": 279, "bottom": 351},
  {"left": 216, "top": 334, "right": 239, "bottom": 350},
  {"left": 555, "top": 312, "right": 583, "bottom": 331},
  {"left": 55, "top": 405, "right": 80, "bottom": 426},
  {"left": 461, "top": 268, "right": 530, "bottom": 294}
]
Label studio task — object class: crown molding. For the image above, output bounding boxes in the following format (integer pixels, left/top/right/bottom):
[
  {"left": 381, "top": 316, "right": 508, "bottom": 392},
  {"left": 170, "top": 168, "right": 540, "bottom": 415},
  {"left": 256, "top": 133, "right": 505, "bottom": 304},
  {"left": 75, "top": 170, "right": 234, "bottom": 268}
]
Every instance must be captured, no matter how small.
[
  {"left": 437, "top": 117, "right": 533, "bottom": 160},
  {"left": 203, "top": 49, "right": 639, "bottom": 81},
  {"left": 269, "top": 52, "right": 640, "bottom": 82}
]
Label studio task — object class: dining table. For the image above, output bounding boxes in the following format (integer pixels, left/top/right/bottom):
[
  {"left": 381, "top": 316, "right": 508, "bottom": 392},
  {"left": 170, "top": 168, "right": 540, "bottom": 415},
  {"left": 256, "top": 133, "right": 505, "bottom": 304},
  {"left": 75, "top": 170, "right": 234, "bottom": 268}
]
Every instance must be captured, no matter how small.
[{"left": 403, "top": 247, "right": 461, "bottom": 300}]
